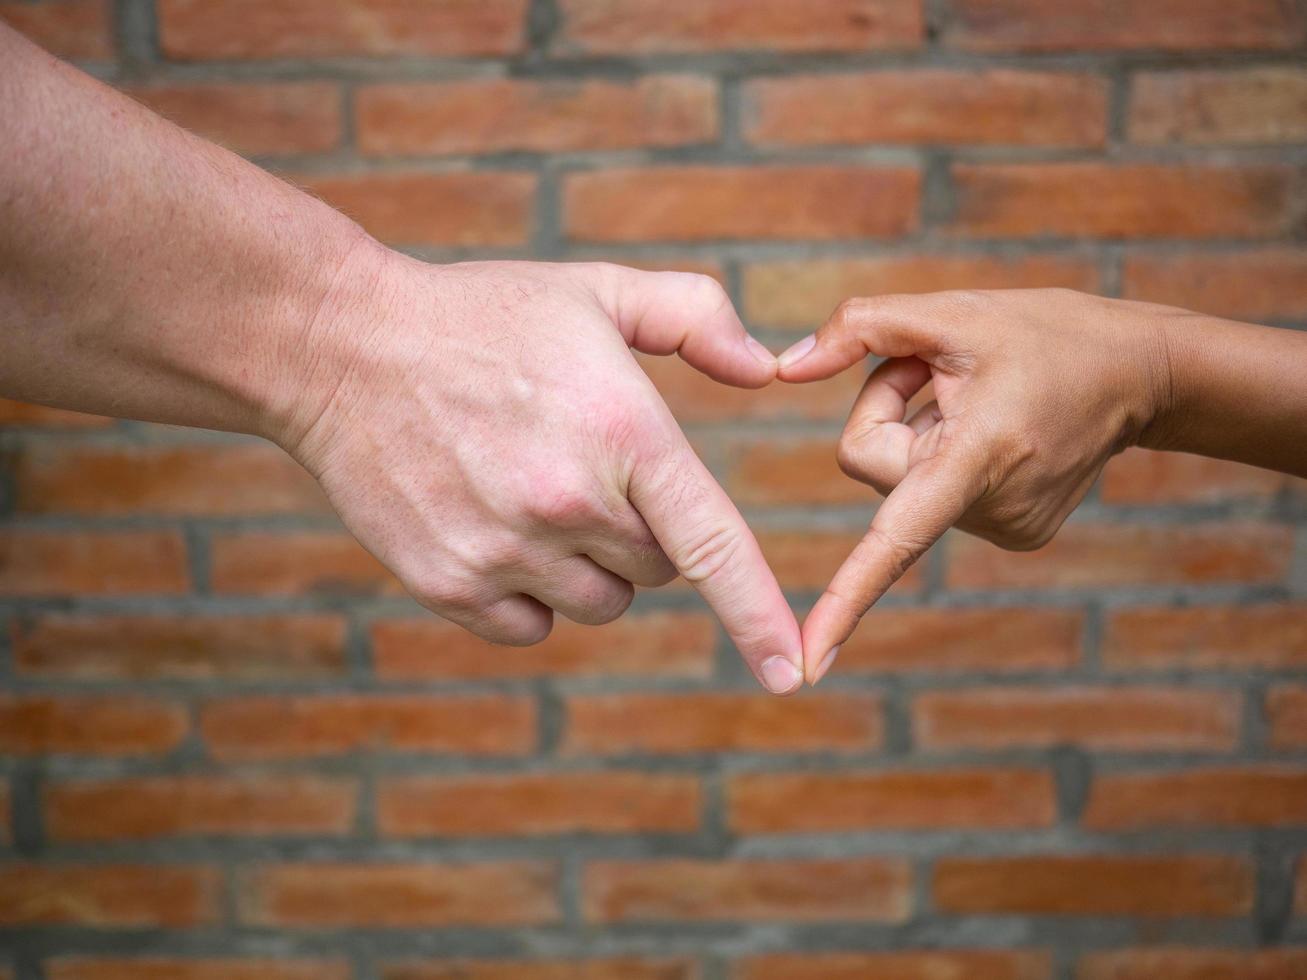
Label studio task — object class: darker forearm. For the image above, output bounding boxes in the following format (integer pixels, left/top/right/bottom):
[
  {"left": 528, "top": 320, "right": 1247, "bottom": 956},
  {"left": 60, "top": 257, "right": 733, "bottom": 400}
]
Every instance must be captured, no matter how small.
[{"left": 1139, "top": 305, "right": 1307, "bottom": 478}]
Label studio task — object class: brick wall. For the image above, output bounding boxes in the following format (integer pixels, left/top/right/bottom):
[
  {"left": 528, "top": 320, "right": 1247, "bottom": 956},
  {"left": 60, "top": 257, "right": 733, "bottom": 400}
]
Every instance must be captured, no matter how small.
[{"left": 2, "top": 1, "right": 1307, "bottom": 978}]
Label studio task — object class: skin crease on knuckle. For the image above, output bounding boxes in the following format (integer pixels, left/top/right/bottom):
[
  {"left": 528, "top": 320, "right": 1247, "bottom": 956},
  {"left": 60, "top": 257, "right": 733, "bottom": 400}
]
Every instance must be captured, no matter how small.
[{"left": 289, "top": 259, "right": 659, "bottom": 645}]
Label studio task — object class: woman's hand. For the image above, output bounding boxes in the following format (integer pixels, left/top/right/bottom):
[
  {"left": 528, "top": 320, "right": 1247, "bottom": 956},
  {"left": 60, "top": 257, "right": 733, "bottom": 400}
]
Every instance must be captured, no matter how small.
[{"left": 776, "top": 288, "right": 1180, "bottom": 683}]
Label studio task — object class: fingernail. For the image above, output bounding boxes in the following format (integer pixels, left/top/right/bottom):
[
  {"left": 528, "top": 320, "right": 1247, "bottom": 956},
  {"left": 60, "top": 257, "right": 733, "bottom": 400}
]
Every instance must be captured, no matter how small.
[
  {"left": 778, "top": 333, "right": 816, "bottom": 369},
  {"left": 812, "top": 645, "right": 841, "bottom": 686},
  {"left": 759, "top": 656, "right": 802, "bottom": 695},
  {"left": 745, "top": 334, "right": 776, "bottom": 367}
]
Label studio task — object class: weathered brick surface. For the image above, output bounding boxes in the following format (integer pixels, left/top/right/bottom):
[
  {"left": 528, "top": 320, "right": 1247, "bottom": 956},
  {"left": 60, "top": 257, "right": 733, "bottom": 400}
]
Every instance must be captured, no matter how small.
[
  {"left": 44, "top": 774, "right": 358, "bottom": 841},
  {"left": 745, "top": 71, "right": 1107, "bottom": 148},
  {"left": 238, "top": 862, "right": 559, "bottom": 927},
  {"left": 555, "top": 0, "right": 923, "bottom": 54},
  {"left": 933, "top": 855, "right": 1255, "bottom": 917},
  {"left": 4, "top": 2, "right": 1305, "bottom": 974},
  {"left": 12, "top": 613, "right": 348, "bottom": 680},
  {"left": 358, "top": 76, "right": 718, "bottom": 156},
  {"left": 565, "top": 166, "right": 920, "bottom": 242},
  {"left": 158, "top": 0, "right": 529, "bottom": 60},
  {"left": 583, "top": 858, "right": 912, "bottom": 922}
]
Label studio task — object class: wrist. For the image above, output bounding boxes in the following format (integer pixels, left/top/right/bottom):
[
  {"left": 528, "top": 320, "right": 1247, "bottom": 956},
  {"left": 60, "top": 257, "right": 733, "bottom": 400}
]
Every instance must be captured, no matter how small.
[
  {"left": 255, "top": 222, "right": 394, "bottom": 455},
  {"left": 1131, "top": 303, "right": 1203, "bottom": 455}
]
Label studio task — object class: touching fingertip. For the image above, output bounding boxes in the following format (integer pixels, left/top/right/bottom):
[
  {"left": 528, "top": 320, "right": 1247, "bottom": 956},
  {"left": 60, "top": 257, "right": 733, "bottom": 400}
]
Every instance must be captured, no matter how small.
[
  {"left": 810, "top": 644, "right": 841, "bottom": 686},
  {"left": 777, "top": 333, "right": 816, "bottom": 370},
  {"left": 759, "top": 656, "right": 803, "bottom": 696},
  {"left": 745, "top": 335, "right": 776, "bottom": 368}
]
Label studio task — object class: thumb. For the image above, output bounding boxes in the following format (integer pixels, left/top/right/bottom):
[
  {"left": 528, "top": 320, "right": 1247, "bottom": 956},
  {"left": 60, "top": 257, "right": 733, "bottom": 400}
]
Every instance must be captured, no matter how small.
[
  {"left": 802, "top": 447, "right": 984, "bottom": 684},
  {"left": 777, "top": 294, "right": 956, "bottom": 384},
  {"left": 594, "top": 265, "right": 776, "bottom": 389}
]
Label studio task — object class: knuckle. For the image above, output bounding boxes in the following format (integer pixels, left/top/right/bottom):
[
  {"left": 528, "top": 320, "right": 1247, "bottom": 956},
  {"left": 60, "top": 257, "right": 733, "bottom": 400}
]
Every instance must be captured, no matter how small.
[
  {"left": 836, "top": 435, "right": 869, "bottom": 481},
  {"left": 519, "top": 468, "right": 604, "bottom": 531},
  {"left": 673, "top": 522, "right": 744, "bottom": 585},
  {"left": 498, "top": 616, "right": 553, "bottom": 648},
  {"left": 686, "top": 272, "right": 731, "bottom": 311},
  {"left": 586, "top": 582, "right": 636, "bottom": 625},
  {"left": 865, "top": 526, "right": 927, "bottom": 583},
  {"left": 410, "top": 569, "right": 486, "bottom": 615}
]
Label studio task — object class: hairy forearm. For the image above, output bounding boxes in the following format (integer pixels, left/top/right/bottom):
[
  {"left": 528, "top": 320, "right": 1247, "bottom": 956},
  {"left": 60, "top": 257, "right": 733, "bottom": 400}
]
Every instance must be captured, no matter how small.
[
  {"left": 0, "top": 25, "right": 375, "bottom": 441},
  {"left": 1141, "top": 307, "right": 1307, "bottom": 478}
]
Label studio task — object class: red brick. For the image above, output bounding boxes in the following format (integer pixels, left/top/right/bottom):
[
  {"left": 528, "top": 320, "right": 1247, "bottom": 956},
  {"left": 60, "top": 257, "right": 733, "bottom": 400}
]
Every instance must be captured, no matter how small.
[
  {"left": 123, "top": 82, "right": 342, "bottom": 156},
  {"left": 12, "top": 613, "right": 347, "bottom": 680},
  {"left": 0, "top": 399, "right": 112, "bottom": 428},
  {"left": 653, "top": 527, "right": 928, "bottom": 597},
  {"left": 565, "top": 166, "right": 919, "bottom": 242},
  {"left": 1123, "top": 249, "right": 1307, "bottom": 321},
  {"left": 948, "top": 164, "right": 1296, "bottom": 239},
  {"left": 45, "top": 775, "right": 358, "bottom": 842},
  {"left": 1104, "top": 604, "right": 1307, "bottom": 672},
  {"left": 746, "top": 70, "right": 1106, "bottom": 148},
  {"left": 1130, "top": 68, "right": 1307, "bottom": 145},
  {"left": 1101, "top": 448, "right": 1293, "bottom": 504},
  {"left": 378, "top": 771, "right": 701, "bottom": 837},
  {"left": 914, "top": 687, "right": 1242, "bottom": 753},
  {"left": 736, "top": 951, "right": 1052, "bottom": 980},
  {"left": 742, "top": 254, "right": 1100, "bottom": 329},
  {"left": 556, "top": 0, "right": 921, "bottom": 53},
  {"left": 201, "top": 694, "right": 536, "bottom": 761},
  {"left": 1267, "top": 685, "right": 1307, "bottom": 749},
  {"left": 1077, "top": 949, "right": 1307, "bottom": 980},
  {"left": 0, "top": 0, "right": 110, "bottom": 59},
  {"left": 756, "top": 529, "right": 925, "bottom": 594},
  {"left": 1083, "top": 767, "right": 1307, "bottom": 830},
  {"left": 48, "top": 962, "right": 350, "bottom": 980},
  {"left": 239, "top": 862, "right": 558, "bottom": 927},
  {"left": 295, "top": 171, "right": 534, "bottom": 247},
  {"left": 728, "top": 768, "right": 1056, "bottom": 833},
  {"left": 0, "top": 530, "right": 189, "bottom": 596},
  {"left": 158, "top": 0, "right": 528, "bottom": 60},
  {"left": 9, "top": 442, "right": 328, "bottom": 516},
  {"left": 382, "top": 961, "right": 696, "bottom": 980},
  {"left": 933, "top": 855, "right": 1254, "bottom": 917},
  {"left": 947, "top": 523, "right": 1293, "bottom": 590},
  {"left": 358, "top": 76, "right": 717, "bottom": 156},
  {"left": 839, "top": 607, "right": 1083, "bottom": 675},
  {"left": 0, "top": 865, "right": 220, "bottom": 927},
  {"left": 946, "top": 0, "right": 1304, "bottom": 51},
  {"left": 562, "top": 692, "right": 882, "bottom": 756},
  {"left": 729, "top": 439, "right": 867, "bottom": 506},
  {"left": 372, "top": 612, "right": 714, "bottom": 680},
  {"left": 0, "top": 695, "right": 188, "bottom": 757},
  {"left": 211, "top": 531, "right": 399, "bottom": 596},
  {"left": 639, "top": 353, "right": 866, "bottom": 422},
  {"left": 584, "top": 857, "right": 910, "bottom": 923}
]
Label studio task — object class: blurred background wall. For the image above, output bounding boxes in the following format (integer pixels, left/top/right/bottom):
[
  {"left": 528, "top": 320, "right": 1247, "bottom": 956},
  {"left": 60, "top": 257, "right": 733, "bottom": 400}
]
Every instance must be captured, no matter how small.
[{"left": 1, "top": 1, "right": 1307, "bottom": 978}]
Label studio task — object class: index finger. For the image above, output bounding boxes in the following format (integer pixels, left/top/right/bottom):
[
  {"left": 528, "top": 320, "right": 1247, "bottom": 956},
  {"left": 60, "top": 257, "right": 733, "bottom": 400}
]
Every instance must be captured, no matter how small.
[
  {"left": 629, "top": 436, "right": 804, "bottom": 696},
  {"left": 803, "top": 448, "right": 984, "bottom": 684},
  {"left": 778, "top": 294, "right": 961, "bottom": 384}
]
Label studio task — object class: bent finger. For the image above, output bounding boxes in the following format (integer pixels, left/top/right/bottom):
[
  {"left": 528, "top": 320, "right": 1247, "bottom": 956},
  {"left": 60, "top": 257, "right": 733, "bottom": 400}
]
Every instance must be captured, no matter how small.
[
  {"left": 517, "top": 555, "right": 635, "bottom": 627},
  {"left": 803, "top": 449, "right": 984, "bottom": 683},
  {"left": 630, "top": 433, "right": 803, "bottom": 695}
]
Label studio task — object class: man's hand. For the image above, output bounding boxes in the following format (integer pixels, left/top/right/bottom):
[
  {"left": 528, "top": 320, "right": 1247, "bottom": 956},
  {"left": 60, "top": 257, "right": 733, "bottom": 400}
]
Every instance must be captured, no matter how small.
[
  {"left": 281, "top": 253, "right": 804, "bottom": 694},
  {"left": 776, "top": 288, "right": 1177, "bottom": 684}
]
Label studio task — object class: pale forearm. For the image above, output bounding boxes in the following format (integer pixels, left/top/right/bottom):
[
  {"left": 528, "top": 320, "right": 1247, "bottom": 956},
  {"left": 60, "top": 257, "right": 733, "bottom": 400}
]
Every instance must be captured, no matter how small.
[
  {"left": 0, "top": 24, "right": 373, "bottom": 442},
  {"left": 1144, "top": 309, "right": 1307, "bottom": 478}
]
